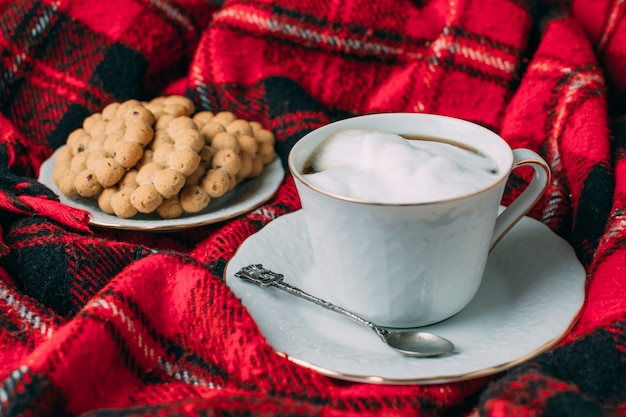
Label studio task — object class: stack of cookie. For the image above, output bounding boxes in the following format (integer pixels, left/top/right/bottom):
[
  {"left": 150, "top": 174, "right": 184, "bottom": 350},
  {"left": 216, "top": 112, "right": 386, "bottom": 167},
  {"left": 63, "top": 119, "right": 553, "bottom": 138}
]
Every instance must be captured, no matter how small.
[{"left": 52, "top": 96, "right": 276, "bottom": 219}]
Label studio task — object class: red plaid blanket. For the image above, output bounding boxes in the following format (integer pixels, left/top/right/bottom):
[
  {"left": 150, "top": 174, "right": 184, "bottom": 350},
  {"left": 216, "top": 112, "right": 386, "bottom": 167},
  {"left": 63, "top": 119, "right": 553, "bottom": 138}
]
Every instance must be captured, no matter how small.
[{"left": 1, "top": 0, "right": 625, "bottom": 415}]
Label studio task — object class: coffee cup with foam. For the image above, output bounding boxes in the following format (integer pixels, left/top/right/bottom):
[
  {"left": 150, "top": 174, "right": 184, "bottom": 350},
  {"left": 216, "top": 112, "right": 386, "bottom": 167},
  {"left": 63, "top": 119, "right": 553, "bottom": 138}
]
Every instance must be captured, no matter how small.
[{"left": 288, "top": 113, "right": 550, "bottom": 328}]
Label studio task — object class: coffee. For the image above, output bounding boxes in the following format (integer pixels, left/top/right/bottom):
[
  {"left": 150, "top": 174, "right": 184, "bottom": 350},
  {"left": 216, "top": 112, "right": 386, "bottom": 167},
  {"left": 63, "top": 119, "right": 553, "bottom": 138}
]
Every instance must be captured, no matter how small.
[{"left": 302, "top": 128, "right": 498, "bottom": 204}]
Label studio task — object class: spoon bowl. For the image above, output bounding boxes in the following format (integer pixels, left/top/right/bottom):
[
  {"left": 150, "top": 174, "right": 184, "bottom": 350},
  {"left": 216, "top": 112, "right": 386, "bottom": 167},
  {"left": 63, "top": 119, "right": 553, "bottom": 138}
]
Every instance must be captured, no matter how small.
[
  {"left": 383, "top": 330, "right": 455, "bottom": 358},
  {"left": 235, "top": 264, "right": 455, "bottom": 358}
]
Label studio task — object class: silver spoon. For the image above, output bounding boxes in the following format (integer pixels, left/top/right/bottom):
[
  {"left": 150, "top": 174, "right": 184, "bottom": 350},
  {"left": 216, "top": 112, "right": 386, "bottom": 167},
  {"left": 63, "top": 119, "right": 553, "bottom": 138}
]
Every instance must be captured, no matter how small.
[{"left": 234, "top": 264, "right": 455, "bottom": 358}]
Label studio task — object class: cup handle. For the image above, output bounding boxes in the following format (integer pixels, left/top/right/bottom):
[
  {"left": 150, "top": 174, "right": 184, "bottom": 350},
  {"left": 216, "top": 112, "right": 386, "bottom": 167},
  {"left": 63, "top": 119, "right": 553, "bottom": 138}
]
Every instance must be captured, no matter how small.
[{"left": 489, "top": 148, "right": 551, "bottom": 250}]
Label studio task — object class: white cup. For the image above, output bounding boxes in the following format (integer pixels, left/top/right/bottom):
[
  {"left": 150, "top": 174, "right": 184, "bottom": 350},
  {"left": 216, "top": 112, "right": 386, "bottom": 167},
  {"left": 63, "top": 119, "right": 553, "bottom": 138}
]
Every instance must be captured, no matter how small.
[{"left": 288, "top": 113, "right": 550, "bottom": 328}]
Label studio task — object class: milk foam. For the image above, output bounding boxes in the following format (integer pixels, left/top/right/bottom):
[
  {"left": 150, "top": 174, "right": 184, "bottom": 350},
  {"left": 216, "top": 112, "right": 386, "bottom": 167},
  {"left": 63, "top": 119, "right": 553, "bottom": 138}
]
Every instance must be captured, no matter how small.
[{"left": 303, "top": 129, "right": 498, "bottom": 204}]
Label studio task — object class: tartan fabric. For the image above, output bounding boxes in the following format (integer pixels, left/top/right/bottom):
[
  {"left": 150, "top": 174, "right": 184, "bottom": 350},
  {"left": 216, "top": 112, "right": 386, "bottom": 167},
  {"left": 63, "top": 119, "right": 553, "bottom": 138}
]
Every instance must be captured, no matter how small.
[{"left": 0, "top": 0, "right": 625, "bottom": 415}]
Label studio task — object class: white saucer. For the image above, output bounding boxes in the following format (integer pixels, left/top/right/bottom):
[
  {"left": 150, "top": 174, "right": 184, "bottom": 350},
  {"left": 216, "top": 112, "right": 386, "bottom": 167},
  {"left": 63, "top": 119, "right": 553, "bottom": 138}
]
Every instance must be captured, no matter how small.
[
  {"left": 38, "top": 146, "right": 285, "bottom": 231},
  {"left": 225, "top": 210, "right": 586, "bottom": 384}
]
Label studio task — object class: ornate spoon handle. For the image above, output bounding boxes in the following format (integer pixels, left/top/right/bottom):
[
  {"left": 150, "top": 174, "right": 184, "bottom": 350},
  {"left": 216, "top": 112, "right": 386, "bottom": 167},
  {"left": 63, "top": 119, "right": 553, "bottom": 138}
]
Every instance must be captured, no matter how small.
[{"left": 234, "top": 264, "right": 391, "bottom": 340}]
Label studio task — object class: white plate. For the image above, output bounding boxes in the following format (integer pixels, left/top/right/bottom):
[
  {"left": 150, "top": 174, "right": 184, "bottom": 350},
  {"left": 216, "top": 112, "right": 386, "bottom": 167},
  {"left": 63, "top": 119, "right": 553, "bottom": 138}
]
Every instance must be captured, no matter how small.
[
  {"left": 225, "top": 210, "right": 586, "bottom": 384},
  {"left": 38, "top": 146, "right": 285, "bottom": 231}
]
